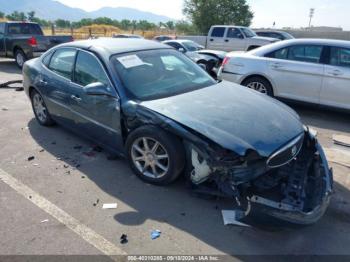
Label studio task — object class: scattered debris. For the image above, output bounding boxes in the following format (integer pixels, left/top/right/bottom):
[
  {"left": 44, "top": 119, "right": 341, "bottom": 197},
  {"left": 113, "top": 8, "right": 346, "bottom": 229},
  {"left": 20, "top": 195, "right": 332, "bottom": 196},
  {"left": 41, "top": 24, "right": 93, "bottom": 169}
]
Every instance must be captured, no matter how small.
[
  {"left": 65, "top": 171, "right": 71, "bottom": 175},
  {"left": 40, "top": 219, "right": 49, "bottom": 223},
  {"left": 333, "top": 135, "right": 350, "bottom": 148},
  {"left": 92, "top": 145, "right": 103, "bottom": 152},
  {"left": 28, "top": 156, "right": 35, "bottom": 161},
  {"left": 324, "top": 147, "right": 350, "bottom": 168},
  {"left": 120, "top": 234, "right": 128, "bottom": 244},
  {"left": 102, "top": 203, "right": 118, "bottom": 209},
  {"left": 63, "top": 165, "right": 69, "bottom": 169},
  {"left": 39, "top": 149, "right": 45, "bottom": 153},
  {"left": 81, "top": 176, "right": 86, "bottom": 179},
  {"left": 57, "top": 191, "right": 63, "bottom": 194},
  {"left": 1, "top": 106, "right": 8, "bottom": 111},
  {"left": 15, "top": 87, "right": 24, "bottom": 92},
  {"left": 151, "top": 230, "right": 161, "bottom": 240},
  {"left": 221, "top": 210, "right": 251, "bottom": 227},
  {"left": 93, "top": 199, "right": 100, "bottom": 207},
  {"left": 33, "top": 163, "right": 39, "bottom": 167},
  {"left": 0, "top": 80, "right": 23, "bottom": 89}
]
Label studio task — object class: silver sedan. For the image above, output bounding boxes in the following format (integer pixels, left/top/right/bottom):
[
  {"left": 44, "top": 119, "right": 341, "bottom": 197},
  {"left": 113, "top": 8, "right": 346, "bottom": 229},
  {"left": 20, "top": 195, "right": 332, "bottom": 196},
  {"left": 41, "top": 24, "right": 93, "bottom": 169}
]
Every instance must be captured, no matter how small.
[{"left": 219, "top": 39, "right": 350, "bottom": 110}]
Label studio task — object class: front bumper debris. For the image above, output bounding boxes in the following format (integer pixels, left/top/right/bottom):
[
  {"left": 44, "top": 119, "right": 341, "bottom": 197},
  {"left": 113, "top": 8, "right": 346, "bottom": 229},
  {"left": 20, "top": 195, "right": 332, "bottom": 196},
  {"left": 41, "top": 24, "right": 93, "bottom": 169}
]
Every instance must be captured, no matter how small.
[{"left": 189, "top": 130, "right": 333, "bottom": 225}]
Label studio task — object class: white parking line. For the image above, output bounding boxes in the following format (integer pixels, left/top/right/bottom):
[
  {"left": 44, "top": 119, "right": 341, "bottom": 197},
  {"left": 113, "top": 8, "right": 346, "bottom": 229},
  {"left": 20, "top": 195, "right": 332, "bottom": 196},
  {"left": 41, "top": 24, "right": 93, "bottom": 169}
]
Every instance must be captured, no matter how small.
[{"left": 0, "top": 168, "right": 126, "bottom": 256}]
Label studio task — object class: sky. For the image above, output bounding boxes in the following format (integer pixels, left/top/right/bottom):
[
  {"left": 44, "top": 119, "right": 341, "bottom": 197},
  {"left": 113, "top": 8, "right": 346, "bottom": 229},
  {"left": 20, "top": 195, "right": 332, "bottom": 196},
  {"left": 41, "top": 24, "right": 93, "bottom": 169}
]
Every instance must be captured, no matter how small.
[{"left": 56, "top": 0, "right": 350, "bottom": 30}]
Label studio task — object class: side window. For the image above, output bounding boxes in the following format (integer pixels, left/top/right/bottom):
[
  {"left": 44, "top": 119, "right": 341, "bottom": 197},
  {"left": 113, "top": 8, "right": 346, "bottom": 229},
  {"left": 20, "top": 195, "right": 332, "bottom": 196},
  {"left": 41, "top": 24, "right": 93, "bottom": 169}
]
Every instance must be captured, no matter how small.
[
  {"left": 287, "top": 45, "right": 323, "bottom": 63},
  {"left": 42, "top": 52, "right": 53, "bottom": 67},
  {"left": 266, "top": 48, "right": 288, "bottom": 59},
  {"left": 227, "top": 28, "right": 243, "bottom": 39},
  {"left": 211, "top": 27, "right": 225, "bottom": 38},
  {"left": 330, "top": 47, "right": 350, "bottom": 68},
  {"left": 0, "top": 23, "right": 4, "bottom": 34},
  {"left": 74, "top": 51, "right": 110, "bottom": 86},
  {"left": 167, "top": 42, "right": 182, "bottom": 50},
  {"left": 48, "top": 49, "right": 76, "bottom": 79}
]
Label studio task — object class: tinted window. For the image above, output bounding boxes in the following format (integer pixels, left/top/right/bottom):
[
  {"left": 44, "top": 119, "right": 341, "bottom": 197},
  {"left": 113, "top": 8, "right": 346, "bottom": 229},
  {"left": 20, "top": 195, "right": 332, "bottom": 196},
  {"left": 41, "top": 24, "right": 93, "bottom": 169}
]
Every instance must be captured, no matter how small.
[
  {"left": 48, "top": 49, "right": 76, "bottom": 79},
  {"left": 7, "top": 23, "right": 43, "bottom": 35},
  {"left": 113, "top": 49, "right": 216, "bottom": 101},
  {"left": 227, "top": 28, "right": 243, "bottom": 39},
  {"left": 74, "top": 51, "right": 109, "bottom": 86},
  {"left": 0, "top": 23, "right": 4, "bottom": 34},
  {"left": 211, "top": 27, "right": 225, "bottom": 37},
  {"left": 288, "top": 45, "right": 323, "bottom": 63},
  {"left": 166, "top": 42, "right": 183, "bottom": 50},
  {"left": 330, "top": 47, "right": 350, "bottom": 68},
  {"left": 266, "top": 47, "right": 288, "bottom": 59}
]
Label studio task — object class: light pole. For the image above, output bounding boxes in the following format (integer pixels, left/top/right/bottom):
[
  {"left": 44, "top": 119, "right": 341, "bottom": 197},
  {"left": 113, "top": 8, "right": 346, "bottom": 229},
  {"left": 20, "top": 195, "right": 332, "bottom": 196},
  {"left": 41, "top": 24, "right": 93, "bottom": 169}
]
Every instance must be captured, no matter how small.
[{"left": 309, "top": 8, "right": 315, "bottom": 28}]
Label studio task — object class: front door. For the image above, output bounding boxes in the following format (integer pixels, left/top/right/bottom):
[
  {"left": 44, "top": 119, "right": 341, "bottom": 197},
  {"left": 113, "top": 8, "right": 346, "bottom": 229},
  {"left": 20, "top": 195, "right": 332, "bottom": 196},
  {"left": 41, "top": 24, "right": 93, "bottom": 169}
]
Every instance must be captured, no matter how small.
[
  {"left": 223, "top": 27, "right": 246, "bottom": 52},
  {"left": 68, "top": 50, "right": 123, "bottom": 152},
  {"left": 266, "top": 44, "right": 325, "bottom": 104},
  {"left": 321, "top": 46, "right": 350, "bottom": 110}
]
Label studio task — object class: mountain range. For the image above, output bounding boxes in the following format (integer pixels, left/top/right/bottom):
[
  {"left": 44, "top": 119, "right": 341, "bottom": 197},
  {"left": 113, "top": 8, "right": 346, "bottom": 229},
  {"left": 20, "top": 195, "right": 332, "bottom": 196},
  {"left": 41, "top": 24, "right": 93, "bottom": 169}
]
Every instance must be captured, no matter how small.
[{"left": 0, "top": 0, "right": 174, "bottom": 22}]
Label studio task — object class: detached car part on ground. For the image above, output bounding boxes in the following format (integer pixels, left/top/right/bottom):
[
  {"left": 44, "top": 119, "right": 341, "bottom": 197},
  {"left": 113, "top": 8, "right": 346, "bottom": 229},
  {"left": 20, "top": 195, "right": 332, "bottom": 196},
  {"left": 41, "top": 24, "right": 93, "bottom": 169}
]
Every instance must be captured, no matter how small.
[{"left": 23, "top": 39, "right": 333, "bottom": 225}]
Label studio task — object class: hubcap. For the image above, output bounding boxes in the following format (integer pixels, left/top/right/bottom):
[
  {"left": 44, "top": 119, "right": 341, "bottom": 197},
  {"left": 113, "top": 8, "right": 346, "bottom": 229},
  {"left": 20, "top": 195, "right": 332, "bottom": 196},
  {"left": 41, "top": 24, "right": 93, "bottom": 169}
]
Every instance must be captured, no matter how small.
[
  {"left": 33, "top": 93, "right": 47, "bottom": 123},
  {"left": 247, "top": 81, "right": 268, "bottom": 94},
  {"left": 131, "top": 137, "right": 169, "bottom": 179},
  {"left": 16, "top": 53, "right": 24, "bottom": 67}
]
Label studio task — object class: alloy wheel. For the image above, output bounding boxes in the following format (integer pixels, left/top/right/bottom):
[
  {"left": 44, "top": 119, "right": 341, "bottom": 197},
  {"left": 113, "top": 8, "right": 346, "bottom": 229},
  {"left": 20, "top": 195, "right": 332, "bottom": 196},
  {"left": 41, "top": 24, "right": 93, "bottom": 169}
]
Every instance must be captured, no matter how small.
[
  {"left": 131, "top": 137, "right": 169, "bottom": 179},
  {"left": 247, "top": 81, "right": 268, "bottom": 94},
  {"left": 33, "top": 93, "right": 47, "bottom": 123}
]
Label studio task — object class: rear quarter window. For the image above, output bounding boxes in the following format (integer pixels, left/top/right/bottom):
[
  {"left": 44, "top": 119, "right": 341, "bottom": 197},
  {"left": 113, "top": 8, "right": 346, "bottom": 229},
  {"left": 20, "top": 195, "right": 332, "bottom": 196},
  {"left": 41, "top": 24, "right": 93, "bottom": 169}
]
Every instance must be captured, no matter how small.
[{"left": 48, "top": 48, "right": 76, "bottom": 79}]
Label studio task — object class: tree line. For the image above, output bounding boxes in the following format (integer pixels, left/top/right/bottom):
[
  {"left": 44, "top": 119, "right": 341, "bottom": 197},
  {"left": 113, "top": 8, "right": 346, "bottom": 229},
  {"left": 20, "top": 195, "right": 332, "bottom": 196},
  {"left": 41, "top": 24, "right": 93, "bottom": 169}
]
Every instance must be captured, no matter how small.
[
  {"left": 0, "top": 10, "right": 198, "bottom": 34},
  {"left": 0, "top": 0, "right": 254, "bottom": 35}
]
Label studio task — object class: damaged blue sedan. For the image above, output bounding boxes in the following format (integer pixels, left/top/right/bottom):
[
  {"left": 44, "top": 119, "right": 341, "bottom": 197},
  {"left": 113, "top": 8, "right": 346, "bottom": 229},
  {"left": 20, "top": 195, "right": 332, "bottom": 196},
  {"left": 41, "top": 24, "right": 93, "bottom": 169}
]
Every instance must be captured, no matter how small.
[{"left": 23, "top": 39, "right": 333, "bottom": 224}]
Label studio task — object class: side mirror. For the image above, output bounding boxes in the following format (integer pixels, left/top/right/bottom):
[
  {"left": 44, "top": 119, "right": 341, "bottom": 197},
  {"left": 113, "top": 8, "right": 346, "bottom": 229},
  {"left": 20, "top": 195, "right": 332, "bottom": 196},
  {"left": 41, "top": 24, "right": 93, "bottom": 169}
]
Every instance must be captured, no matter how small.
[
  {"left": 178, "top": 48, "right": 186, "bottom": 53},
  {"left": 238, "top": 34, "right": 244, "bottom": 39},
  {"left": 84, "top": 82, "right": 117, "bottom": 98}
]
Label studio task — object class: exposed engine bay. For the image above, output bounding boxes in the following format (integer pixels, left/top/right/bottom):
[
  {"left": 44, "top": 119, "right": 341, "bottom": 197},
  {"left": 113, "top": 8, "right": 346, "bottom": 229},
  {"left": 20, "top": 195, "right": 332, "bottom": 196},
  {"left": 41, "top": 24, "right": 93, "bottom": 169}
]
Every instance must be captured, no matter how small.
[{"left": 187, "top": 130, "right": 333, "bottom": 225}]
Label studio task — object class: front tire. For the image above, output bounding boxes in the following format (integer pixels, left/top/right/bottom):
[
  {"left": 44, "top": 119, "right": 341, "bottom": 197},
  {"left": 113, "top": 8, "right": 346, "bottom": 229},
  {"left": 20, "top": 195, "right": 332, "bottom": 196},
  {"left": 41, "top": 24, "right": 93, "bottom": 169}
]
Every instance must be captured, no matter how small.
[
  {"left": 30, "top": 90, "right": 55, "bottom": 126},
  {"left": 15, "top": 49, "right": 27, "bottom": 69},
  {"left": 242, "top": 76, "right": 274, "bottom": 96},
  {"left": 126, "top": 126, "right": 185, "bottom": 186}
]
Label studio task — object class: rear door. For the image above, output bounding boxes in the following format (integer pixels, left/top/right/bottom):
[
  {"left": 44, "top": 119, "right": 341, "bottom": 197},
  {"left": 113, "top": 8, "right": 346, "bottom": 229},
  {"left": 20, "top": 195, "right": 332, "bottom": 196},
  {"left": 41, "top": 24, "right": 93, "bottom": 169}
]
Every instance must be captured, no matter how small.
[
  {"left": 266, "top": 44, "right": 325, "bottom": 104},
  {"left": 42, "top": 48, "right": 77, "bottom": 125},
  {"left": 69, "top": 50, "right": 123, "bottom": 151},
  {"left": 320, "top": 46, "right": 350, "bottom": 110},
  {"left": 207, "top": 27, "right": 226, "bottom": 51},
  {"left": 222, "top": 27, "right": 246, "bottom": 51}
]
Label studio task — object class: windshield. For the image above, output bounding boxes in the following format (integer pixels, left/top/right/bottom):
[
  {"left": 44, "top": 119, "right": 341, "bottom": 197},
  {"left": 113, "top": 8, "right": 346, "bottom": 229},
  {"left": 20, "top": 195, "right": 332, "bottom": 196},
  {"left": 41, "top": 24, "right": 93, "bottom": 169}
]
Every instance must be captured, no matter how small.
[
  {"left": 182, "top": 41, "right": 203, "bottom": 51},
  {"left": 7, "top": 23, "right": 43, "bottom": 35},
  {"left": 241, "top": 28, "right": 256, "bottom": 38},
  {"left": 113, "top": 49, "right": 216, "bottom": 101}
]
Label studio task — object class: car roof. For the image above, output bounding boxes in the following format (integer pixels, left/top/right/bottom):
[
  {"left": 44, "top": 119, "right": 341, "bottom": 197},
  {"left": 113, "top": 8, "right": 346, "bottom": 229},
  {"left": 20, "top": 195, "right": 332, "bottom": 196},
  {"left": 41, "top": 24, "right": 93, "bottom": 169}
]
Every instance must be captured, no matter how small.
[
  {"left": 250, "top": 38, "right": 350, "bottom": 56},
  {"left": 163, "top": 39, "right": 193, "bottom": 44},
  {"left": 58, "top": 38, "right": 171, "bottom": 56}
]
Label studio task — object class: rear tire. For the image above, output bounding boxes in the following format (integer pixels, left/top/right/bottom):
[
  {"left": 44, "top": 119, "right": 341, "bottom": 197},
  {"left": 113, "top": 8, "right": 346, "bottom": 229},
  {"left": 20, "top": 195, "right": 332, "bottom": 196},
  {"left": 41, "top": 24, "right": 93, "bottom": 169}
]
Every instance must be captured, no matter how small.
[
  {"left": 15, "top": 49, "right": 27, "bottom": 69},
  {"left": 30, "top": 89, "right": 55, "bottom": 126},
  {"left": 242, "top": 76, "right": 274, "bottom": 96},
  {"left": 126, "top": 126, "right": 185, "bottom": 186}
]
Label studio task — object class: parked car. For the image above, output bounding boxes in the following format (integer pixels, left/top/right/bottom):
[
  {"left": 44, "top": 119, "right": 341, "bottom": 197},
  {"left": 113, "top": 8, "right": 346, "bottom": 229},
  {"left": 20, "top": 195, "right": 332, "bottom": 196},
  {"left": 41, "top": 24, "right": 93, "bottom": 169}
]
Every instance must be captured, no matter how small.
[
  {"left": 255, "top": 30, "right": 294, "bottom": 40},
  {"left": 163, "top": 39, "right": 227, "bottom": 78},
  {"left": 0, "top": 21, "right": 73, "bottom": 68},
  {"left": 23, "top": 38, "right": 332, "bottom": 225},
  {"left": 183, "top": 25, "right": 279, "bottom": 52},
  {"left": 153, "top": 35, "right": 174, "bottom": 42},
  {"left": 113, "top": 34, "right": 143, "bottom": 39},
  {"left": 219, "top": 39, "right": 350, "bottom": 111}
]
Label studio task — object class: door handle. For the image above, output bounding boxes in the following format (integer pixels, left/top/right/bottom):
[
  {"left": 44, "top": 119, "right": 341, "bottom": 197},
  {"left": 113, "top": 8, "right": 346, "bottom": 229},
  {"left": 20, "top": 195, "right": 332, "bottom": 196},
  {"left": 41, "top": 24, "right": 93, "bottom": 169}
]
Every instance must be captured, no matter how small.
[
  {"left": 71, "top": 95, "right": 82, "bottom": 102},
  {"left": 224, "top": 39, "right": 229, "bottom": 42},
  {"left": 330, "top": 70, "right": 343, "bottom": 76},
  {"left": 271, "top": 63, "right": 283, "bottom": 69}
]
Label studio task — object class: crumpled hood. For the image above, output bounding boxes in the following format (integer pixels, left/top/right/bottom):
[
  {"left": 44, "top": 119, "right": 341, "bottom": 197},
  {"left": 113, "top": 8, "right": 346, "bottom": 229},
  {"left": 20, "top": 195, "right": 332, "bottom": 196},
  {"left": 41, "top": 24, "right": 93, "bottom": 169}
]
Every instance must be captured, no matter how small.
[{"left": 141, "top": 81, "right": 304, "bottom": 157}]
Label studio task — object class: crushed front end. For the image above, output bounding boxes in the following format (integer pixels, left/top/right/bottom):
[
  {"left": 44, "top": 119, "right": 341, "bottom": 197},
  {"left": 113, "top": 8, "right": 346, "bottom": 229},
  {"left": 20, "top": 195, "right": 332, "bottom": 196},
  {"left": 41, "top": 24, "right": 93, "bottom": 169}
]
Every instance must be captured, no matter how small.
[{"left": 188, "top": 128, "right": 333, "bottom": 225}]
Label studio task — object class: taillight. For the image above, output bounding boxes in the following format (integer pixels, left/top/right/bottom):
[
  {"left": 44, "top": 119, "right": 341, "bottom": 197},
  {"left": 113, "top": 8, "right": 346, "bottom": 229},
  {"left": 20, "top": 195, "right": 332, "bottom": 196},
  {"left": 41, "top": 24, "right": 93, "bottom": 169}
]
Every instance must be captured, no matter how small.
[
  {"left": 222, "top": 56, "right": 230, "bottom": 67},
  {"left": 27, "top": 37, "right": 38, "bottom": 47}
]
